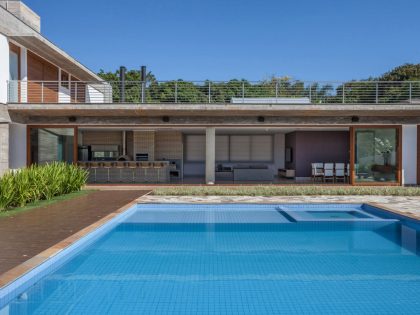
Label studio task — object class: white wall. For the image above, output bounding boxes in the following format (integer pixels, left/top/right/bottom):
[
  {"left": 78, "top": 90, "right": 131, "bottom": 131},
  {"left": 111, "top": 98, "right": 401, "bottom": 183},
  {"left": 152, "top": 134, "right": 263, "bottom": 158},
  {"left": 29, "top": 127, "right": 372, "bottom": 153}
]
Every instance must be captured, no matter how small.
[
  {"left": 0, "top": 34, "right": 9, "bottom": 104},
  {"left": 59, "top": 86, "right": 71, "bottom": 103},
  {"left": 402, "top": 125, "right": 417, "bottom": 185},
  {"left": 86, "top": 84, "right": 105, "bottom": 103},
  {"left": 9, "top": 123, "right": 27, "bottom": 169}
]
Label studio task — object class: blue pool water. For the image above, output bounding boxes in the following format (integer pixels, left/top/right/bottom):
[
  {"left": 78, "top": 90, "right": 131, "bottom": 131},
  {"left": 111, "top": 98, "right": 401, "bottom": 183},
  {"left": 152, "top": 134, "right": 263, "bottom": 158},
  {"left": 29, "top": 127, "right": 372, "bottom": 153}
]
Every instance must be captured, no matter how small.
[{"left": 2, "top": 203, "right": 420, "bottom": 314}]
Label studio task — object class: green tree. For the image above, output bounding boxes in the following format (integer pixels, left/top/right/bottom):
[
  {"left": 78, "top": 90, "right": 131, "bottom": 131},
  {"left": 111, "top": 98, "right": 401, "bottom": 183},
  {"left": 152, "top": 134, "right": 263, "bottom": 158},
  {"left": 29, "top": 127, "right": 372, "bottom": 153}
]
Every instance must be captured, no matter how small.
[{"left": 97, "top": 63, "right": 420, "bottom": 104}]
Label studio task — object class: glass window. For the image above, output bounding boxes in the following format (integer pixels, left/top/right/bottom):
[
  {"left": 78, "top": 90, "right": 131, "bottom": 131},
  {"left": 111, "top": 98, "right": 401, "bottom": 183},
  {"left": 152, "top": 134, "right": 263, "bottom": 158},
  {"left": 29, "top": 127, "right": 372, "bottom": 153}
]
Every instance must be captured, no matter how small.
[
  {"left": 230, "top": 136, "right": 251, "bottom": 161},
  {"left": 354, "top": 128, "right": 399, "bottom": 183},
  {"left": 251, "top": 135, "right": 272, "bottom": 161},
  {"left": 9, "top": 51, "right": 19, "bottom": 102},
  {"left": 215, "top": 135, "right": 229, "bottom": 161},
  {"left": 185, "top": 135, "right": 205, "bottom": 162},
  {"left": 30, "top": 128, "right": 75, "bottom": 165}
]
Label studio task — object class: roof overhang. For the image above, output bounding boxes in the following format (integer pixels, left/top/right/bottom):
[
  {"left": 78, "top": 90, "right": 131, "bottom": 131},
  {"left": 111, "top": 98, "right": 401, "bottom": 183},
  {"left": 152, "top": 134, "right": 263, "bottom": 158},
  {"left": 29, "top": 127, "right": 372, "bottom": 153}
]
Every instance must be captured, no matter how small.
[
  {"left": 1, "top": 6, "right": 102, "bottom": 82},
  {"left": 7, "top": 103, "right": 420, "bottom": 118},
  {"left": 10, "top": 35, "right": 101, "bottom": 81}
]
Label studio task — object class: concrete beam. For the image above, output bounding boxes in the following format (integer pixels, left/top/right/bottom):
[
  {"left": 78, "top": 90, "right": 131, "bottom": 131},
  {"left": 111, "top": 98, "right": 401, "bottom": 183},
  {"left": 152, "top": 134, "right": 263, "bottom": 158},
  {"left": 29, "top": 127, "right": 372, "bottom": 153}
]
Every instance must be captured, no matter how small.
[
  {"left": 16, "top": 114, "right": 420, "bottom": 126},
  {"left": 8, "top": 103, "right": 420, "bottom": 118},
  {"left": 0, "top": 104, "right": 11, "bottom": 123},
  {"left": 205, "top": 127, "right": 216, "bottom": 184}
]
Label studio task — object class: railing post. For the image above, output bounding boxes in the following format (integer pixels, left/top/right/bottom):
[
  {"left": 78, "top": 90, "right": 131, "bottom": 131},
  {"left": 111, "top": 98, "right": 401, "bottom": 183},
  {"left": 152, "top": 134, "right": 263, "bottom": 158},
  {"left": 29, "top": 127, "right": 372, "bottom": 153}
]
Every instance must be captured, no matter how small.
[
  {"left": 342, "top": 83, "right": 345, "bottom": 104},
  {"left": 174, "top": 81, "right": 178, "bottom": 103},
  {"left": 139, "top": 81, "right": 143, "bottom": 103},
  {"left": 208, "top": 81, "right": 211, "bottom": 103},
  {"left": 141, "top": 81, "right": 145, "bottom": 104},
  {"left": 41, "top": 82, "right": 44, "bottom": 103},
  {"left": 375, "top": 82, "right": 379, "bottom": 104},
  {"left": 308, "top": 83, "right": 312, "bottom": 103},
  {"left": 242, "top": 81, "right": 245, "bottom": 103},
  {"left": 409, "top": 82, "right": 412, "bottom": 104},
  {"left": 75, "top": 82, "right": 78, "bottom": 103}
]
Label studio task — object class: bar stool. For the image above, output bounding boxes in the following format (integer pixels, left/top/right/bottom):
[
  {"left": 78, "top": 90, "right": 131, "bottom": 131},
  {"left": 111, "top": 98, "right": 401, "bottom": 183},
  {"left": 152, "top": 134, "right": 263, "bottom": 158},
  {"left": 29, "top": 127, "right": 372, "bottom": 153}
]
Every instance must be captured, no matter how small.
[
  {"left": 128, "top": 161, "right": 138, "bottom": 183},
  {"left": 103, "top": 162, "right": 113, "bottom": 183},
  {"left": 90, "top": 162, "right": 99, "bottom": 183},
  {"left": 139, "top": 162, "right": 151, "bottom": 183},
  {"left": 116, "top": 161, "right": 126, "bottom": 182},
  {"left": 153, "top": 162, "right": 165, "bottom": 183}
]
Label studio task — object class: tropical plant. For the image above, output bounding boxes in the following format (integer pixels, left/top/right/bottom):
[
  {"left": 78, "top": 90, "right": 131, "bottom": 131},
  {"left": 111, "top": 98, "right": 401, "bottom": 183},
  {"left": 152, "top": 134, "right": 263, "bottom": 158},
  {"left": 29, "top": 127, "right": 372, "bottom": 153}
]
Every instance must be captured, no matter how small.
[{"left": 0, "top": 162, "right": 88, "bottom": 211}]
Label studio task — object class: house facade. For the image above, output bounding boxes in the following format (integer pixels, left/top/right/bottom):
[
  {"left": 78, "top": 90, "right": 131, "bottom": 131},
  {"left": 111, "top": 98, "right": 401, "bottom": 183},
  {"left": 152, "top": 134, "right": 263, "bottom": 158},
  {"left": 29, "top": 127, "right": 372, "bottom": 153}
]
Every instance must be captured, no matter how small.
[{"left": 0, "top": 1, "right": 419, "bottom": 186}]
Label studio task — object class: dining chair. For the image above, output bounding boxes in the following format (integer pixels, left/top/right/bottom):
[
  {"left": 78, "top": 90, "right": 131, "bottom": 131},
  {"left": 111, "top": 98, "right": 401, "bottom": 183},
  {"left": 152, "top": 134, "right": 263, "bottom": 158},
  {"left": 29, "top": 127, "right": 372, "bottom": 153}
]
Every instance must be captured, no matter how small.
[
  {"left": 335, "top": 163, "right": 346, "bottom": 183},
  {"left": 311, "top": 163, "right": 324, "bottom": 182},
  {"left": 323, "top": 163, "right": 334, "bottom": 183}
]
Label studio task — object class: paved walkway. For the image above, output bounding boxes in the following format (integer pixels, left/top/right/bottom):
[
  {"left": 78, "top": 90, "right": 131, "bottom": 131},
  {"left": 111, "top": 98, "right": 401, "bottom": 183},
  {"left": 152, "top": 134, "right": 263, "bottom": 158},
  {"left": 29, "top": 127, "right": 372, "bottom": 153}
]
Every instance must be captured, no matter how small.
[
  {"left": 139, "top": 195, "right": 420, "bottom": 219},
  {"left": 0, "top": 190, "right": 149, "bottom": 275}
]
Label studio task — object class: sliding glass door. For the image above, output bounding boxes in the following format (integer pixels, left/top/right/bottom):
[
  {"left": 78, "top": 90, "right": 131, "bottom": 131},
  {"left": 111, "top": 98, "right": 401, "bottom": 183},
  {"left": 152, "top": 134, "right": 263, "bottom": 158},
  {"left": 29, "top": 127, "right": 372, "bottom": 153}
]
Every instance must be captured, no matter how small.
[{"left": 352, "top": 127, "right": 400, "bottom": 184}]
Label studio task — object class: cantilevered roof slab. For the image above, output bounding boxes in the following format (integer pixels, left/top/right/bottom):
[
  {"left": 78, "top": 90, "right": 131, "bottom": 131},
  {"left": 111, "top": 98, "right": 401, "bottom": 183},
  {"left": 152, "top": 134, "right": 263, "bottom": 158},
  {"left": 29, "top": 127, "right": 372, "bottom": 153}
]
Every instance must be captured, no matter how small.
[
  {"left": 9, "top": 35, "right": 101, "bottom": 81},
  {"left": 0, "top": 6, "right": 101, "bottom": 82}
]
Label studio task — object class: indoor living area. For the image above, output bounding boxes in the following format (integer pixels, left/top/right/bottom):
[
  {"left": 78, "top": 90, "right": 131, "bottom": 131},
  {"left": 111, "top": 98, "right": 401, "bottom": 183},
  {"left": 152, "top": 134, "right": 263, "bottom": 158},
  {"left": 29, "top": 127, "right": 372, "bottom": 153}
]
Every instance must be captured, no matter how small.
[{"left": 24, "top": 125, "right": 402, "bottom": 186}]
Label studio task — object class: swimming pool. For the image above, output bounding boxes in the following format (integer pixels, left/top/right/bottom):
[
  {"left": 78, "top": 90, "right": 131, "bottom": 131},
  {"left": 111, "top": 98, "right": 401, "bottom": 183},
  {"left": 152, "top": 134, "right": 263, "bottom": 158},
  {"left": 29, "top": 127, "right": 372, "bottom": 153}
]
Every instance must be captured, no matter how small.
[{"left": 1, "top": 203, "right": 420, "bottom": 314}]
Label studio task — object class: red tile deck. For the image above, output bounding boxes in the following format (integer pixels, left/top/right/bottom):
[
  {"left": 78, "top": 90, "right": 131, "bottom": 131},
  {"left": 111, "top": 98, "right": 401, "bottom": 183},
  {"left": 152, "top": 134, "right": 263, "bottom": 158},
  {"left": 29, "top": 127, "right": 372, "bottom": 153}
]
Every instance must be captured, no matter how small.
[{"left": 0, "top": 190, "right": 149, "bottom": 286}]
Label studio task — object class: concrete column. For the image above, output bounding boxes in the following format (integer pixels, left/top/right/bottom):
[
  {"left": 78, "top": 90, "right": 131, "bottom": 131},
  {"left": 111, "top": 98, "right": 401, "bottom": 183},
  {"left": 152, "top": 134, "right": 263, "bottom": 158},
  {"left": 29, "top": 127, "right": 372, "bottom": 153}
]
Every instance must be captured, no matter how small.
[
  {"left": 205, "top": 127, "right": 216, "bottom": 184},
  {"left": 0, "top": 123, "right": 9, "bottom": 175},
  {"left": 9, "top": 123, "right": 26, "bottom": 169},
  {"left": 0, "top": 34, "right": 9, "bottom": 104},
  {"left": 401, "top": 125, "right": 417, "bottom": 185}
]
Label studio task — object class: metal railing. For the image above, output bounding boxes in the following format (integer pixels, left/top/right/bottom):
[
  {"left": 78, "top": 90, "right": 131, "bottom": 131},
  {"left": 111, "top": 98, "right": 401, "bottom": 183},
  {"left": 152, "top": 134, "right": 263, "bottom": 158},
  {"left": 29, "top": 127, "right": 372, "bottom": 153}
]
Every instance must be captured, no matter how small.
[{"left": 7, "top": 80, "right": 420, "bottom": 105}]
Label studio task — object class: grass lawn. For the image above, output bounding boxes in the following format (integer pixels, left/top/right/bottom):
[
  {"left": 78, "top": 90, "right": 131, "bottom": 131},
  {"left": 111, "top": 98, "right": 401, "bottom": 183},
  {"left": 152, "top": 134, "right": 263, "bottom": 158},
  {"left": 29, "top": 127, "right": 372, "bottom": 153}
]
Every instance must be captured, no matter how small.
[
  {"left": 152, "top": 185, "right": 420, "bottom": 197},
  {"left": 0, "top": 190, "right": 95, "bottom": 218}
]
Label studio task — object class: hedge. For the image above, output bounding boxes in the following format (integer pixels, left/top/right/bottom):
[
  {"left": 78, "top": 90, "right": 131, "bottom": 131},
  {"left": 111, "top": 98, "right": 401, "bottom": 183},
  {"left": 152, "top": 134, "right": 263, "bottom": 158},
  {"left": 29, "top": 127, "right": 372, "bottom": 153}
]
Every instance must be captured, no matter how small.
[{"left": 0, "top": 162, "right": 88, "bottom": 211}]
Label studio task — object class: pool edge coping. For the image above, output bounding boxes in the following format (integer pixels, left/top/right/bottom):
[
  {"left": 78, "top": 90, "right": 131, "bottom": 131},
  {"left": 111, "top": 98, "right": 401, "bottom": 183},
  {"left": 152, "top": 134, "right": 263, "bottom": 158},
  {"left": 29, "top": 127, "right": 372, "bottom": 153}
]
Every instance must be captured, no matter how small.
[
  {"left": 0, "top": 191, "right": 152, "bottom": 290},
  {"left": 1, "top": 195, "right": 419, "bottom": 290}
]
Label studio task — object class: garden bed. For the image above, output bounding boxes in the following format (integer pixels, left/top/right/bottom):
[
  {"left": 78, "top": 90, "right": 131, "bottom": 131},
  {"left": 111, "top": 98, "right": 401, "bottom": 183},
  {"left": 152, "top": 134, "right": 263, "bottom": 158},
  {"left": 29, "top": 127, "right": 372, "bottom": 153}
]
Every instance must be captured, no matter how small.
[{"left": 152, "top": 186, "right": 420, "bottom": 196}]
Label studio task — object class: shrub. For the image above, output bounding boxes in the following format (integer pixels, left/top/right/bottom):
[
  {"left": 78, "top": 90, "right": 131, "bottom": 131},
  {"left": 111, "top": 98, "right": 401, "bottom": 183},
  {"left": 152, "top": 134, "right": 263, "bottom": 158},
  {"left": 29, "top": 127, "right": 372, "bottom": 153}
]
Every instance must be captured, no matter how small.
[
  {"left": 152, "top": 185, "right": 420, "bottom": 197},
  {"left": 0, "top": 162, "right": 88, "bottom": 211}
]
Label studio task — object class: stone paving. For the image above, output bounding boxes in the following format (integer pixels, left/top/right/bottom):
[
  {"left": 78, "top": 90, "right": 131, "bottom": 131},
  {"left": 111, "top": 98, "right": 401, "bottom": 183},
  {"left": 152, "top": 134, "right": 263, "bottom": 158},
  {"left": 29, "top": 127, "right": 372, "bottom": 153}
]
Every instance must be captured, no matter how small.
[{"left": 139, "top": 195, "right": 420, "bottom": 219}]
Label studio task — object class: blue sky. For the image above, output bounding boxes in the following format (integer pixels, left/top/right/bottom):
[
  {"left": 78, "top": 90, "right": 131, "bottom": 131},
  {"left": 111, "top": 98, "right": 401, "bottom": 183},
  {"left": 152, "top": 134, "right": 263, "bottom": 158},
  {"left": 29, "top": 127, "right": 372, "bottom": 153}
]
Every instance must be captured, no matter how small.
[{"left": 25, "top": 0, "right": 420, "bottom": 81}]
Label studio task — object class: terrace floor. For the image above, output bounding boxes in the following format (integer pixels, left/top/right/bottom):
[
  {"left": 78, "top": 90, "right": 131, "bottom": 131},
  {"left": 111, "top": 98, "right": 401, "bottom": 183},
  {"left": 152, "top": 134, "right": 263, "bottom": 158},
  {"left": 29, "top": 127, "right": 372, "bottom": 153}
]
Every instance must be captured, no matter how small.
[{"left": 0, "top": 190, "right": 149, "bottom": 277}]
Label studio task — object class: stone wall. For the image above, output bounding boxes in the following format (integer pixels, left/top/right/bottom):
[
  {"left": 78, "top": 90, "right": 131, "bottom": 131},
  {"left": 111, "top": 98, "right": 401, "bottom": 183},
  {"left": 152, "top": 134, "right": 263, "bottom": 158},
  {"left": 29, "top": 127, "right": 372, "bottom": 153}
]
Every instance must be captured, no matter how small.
[{"left": 133, "top": 131, "right": 155, "bottom": 161}]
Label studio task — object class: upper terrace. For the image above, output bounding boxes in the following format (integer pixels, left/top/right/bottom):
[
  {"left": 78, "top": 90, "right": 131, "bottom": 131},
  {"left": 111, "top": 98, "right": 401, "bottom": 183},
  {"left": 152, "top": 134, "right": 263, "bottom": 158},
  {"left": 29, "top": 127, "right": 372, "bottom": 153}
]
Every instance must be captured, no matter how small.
[{"left": 7, "top": 79, "right": 420, "bottom": 105}]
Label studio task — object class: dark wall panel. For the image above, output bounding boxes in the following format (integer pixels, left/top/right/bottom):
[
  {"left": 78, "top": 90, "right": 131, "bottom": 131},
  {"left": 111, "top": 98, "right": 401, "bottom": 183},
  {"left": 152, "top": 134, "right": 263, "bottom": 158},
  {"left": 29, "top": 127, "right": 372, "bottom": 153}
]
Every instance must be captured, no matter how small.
[{"left": 286, "top": 131, "right": 350, "bottom": 177}]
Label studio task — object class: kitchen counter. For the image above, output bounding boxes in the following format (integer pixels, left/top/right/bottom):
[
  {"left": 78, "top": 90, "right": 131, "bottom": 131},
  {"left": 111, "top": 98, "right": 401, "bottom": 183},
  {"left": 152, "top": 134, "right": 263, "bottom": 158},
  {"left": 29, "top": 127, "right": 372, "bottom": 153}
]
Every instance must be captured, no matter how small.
[{"left": 78, "top": 161, "right": 170, "bottom": 183}]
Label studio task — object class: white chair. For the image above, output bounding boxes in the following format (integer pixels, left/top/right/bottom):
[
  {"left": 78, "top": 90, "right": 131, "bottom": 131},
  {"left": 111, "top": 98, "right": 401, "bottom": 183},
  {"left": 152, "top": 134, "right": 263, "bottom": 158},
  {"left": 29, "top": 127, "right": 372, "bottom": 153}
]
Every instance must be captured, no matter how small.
[
  {"left": 335, "top": 163, "right": 346, "bottom": 183},
  {"left": 311, "top": 163, "right": 324, "bottom": 182},
  {"left": 323, "top": 163, "right": 334, "bottom": 183},
  {"left": 346, "top": 163, "right": 350, "bottom": 182}
]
